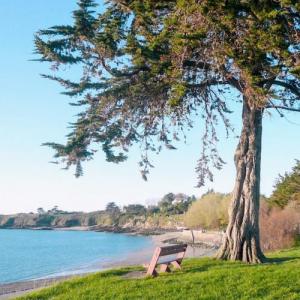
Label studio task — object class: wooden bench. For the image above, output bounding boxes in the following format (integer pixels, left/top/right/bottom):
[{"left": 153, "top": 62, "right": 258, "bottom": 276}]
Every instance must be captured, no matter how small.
[{"left": 145, "top": 244, "right": 188, "bottom": 276}]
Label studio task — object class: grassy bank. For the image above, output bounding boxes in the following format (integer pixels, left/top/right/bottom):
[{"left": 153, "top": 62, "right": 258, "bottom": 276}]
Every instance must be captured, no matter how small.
[{"left": 18, "top": 247, "right": 300, "bottom": 300}]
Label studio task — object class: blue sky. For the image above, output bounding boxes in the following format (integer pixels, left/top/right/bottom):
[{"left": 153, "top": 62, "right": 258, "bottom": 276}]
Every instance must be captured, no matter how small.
[{"left": 0, "top": 1, "right": 299, "bottom": 214}]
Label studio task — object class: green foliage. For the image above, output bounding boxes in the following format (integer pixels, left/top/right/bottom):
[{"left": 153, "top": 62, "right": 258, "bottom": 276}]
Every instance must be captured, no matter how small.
[
  {"left": 105, "top": 202, "right": 121, "bottom": 224},
  {"left": 64, "top": 219, "right": 81, "bottom": 227},
  {"left": 47, "top": 206, "right": 61, "bottom": 215},
  {"left": 123, "top": 204, "right": 146, "bottom": 216},
  {"left": 37, "top": 208, "right": 45, "bottom": 215},
  {"left": 36, "top": 215, "right": 55, "bottom": 227},
  {"left": 146, "top": 206, "right": 160, "bottom": 214},
  {"left": 0, "top": 217, "right": 15, "bottom": 228},
  {"left": 88, "top": 216, "right": 96, "bottom": 226},
  {"left": 157, "top": 193, "right": 195, "bottom": 215},
  {"left": 35, "top": 0, "right": 300, "bottom": 184},
  {"left": 105, "top": 202, "right": 121, "bottom": 214},
  {"left": 0, "top": 192, "right": 193, "bottom": 229},
  {"left": 19, "top": 247, "right": 300, "bottom": 300},
  {"left": 157, "top": 193, "right": 175, "bottom": 213},
  {"left": 269, "top": 160, "right": 300, "bottom": 208},
  {"left": 184, "top": 192, "right": 231, "bottom": 229}
]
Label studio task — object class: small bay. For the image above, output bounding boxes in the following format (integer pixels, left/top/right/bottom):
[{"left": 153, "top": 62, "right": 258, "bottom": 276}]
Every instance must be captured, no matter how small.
[{"left": 0, "top": 229, "right": 152, "bottom": 284}]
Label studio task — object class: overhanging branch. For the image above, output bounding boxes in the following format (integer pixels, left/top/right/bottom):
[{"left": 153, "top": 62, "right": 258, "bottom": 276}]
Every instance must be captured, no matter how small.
[
  {"left": 272, "top": 80, "right": 300, "bottom": 98},
  {"left": 265, "top": 105, "right": 300, "bottom": 113},
  {"left": 101, "top": 57, "right": 150, "bottom": 77}
]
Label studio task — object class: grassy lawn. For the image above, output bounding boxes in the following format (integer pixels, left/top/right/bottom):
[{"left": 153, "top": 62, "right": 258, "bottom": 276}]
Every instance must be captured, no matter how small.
[{"left": 19, "top": 247, "right": 300, "bottom": 300}]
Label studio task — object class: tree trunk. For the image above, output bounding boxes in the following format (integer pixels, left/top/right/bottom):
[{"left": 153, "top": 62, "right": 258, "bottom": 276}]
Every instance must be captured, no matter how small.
[{"left": 217, "top": 99, "right": 266, "bottom": 263}]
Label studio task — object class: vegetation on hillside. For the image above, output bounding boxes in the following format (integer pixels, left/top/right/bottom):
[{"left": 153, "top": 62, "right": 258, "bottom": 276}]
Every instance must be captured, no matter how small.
[
  {"left": 19, "top": 247, "right": 300, "bottom": 300},
  {"left": 0, "top": 193, "right": 195, "bottom": 231}
]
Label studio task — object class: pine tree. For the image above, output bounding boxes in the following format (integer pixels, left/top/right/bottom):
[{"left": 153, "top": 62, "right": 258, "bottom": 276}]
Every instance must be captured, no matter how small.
[
  {"left": 270, "top": 160, "right": 300, "bottom": 208},
  {"left": 34, "top": 0, "right": 300, "bottom": 263}
]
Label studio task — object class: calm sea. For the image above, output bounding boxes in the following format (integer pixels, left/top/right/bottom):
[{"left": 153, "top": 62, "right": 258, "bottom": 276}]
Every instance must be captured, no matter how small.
[{"left": 0, "top": 229, "right": 152, "bottom": 284}]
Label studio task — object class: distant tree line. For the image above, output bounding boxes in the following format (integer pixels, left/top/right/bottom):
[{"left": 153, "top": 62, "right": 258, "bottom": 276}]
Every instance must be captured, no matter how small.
[
  {"left": 105, "top": 193, "right": 196, "bottom": 218},
  {"left": 33, "top": 193, "right": 196, "bottom": 224},
  {"left": 36, "top": 206, "right": 75, "bottom": 215}
]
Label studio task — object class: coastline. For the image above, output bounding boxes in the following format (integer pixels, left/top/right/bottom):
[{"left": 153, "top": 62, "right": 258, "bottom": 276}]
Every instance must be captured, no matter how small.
[
  {"left": 1, "top": 225, "right": 176, "bottom": 236},
  {"left": 3, "top": 225, "right": 223, "bottom": 246},
  {"left": 0, "top": 231, "right": 220, "bottom": 299},
  {"left": 47, "top": 226, "right": 176, "bottom": 236}
]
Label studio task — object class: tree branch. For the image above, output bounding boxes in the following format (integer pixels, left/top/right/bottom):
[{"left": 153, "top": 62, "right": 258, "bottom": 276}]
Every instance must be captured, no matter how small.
[
  {"left": 272, "top": 80, "right": 300, "bottom": 98},
  {"left": 186, "top": 80, "right": 229, "bottom": 88},
  {"left": 101, "top": 57, "right": 150, "bottom": 77},
  {"left": 265, "top": 105, "right": 300, "bottom": 113}
]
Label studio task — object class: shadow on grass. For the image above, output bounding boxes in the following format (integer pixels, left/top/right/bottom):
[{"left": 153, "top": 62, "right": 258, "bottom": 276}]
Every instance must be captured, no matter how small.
[
  {"left": 264, "top": 256, "right": 300, "bottom": 264},
  {"left": 91, "top": 253, "right": 300, "bottom": 280},
  {"left": 96, "top": 268, "right": 136, "bottom": 278},
  {"left": 181, "top": 254, "right": 300, "bottom": 275},
  {"left": 180, "top": 259, "right": 232, "bottom": 274}
]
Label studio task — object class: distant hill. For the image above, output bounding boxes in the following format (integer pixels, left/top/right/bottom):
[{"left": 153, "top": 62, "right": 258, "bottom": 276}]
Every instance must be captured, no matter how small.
[
  {"left": 0, "top": 210, "right": 184, "bottom": 234},
  {"left": 0, "top": 193, "right": 196, "bottom": 233}
]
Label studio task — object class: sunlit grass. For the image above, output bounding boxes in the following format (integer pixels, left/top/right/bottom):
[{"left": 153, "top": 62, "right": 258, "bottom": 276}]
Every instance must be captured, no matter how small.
[{"left": 19, "top": 247, "right": 300, "bottom": 300}]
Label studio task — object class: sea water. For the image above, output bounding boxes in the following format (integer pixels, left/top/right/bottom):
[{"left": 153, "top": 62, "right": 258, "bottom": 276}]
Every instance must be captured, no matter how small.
[{"left": 0, "top": 229, "right": 152, "bottom": 283}]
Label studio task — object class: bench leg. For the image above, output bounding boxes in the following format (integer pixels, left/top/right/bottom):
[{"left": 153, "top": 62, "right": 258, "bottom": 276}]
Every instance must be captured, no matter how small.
[
  {"left": 160, "top": 264, "right": 171, "bottom": 273},
  {"left": 147, "top": 265, "right": 158, "bottom": 276},
  {"left": 146, "top": 247, "right": 161, "bottom": 276},
  {"left": 148, "top": 269, "right": 158, "bottom": 276},
  {"left": 171, "top": 260, "right": 181, "bottom": 269}
]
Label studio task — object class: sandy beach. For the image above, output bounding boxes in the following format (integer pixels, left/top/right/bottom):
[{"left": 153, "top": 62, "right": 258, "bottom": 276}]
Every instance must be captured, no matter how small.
[{"left": 0, "top": 231, "right": 221, "bottom": 299}]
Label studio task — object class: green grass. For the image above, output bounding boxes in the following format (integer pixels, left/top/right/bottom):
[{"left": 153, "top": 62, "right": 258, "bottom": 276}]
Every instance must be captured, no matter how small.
[{"left": 19, "top": 247, "right": 300, "bottom": 300}]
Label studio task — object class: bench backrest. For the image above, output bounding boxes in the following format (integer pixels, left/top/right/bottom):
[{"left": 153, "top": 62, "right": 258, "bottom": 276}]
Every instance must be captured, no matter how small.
[{"left": 159, "top": 244, "right": 188, "bottom": 257}]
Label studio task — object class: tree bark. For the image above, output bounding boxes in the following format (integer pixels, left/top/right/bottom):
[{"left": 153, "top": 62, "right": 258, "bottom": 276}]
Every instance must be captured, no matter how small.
[{"left": 217, "top": 98, "right": 266, "bottom": 263}]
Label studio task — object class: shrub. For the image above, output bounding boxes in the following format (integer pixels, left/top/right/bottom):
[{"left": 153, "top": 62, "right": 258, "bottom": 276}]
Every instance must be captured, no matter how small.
[
  {"left": 65, "top": 219, "right": 81, "bottom": 227},
  {"left": 260, "top": 202, "right": 300, "bottom": 251},
  {"left": 123, "top": 204, "right": 146, "bottom": 215},
  {"left": 88, "top": 216, "right": 96, "bottom": 226},
  {"left": 184, "top": 192, "right": 231, "bottom": 229},
  {"left": 36, "top": 215, "right": 55, "bottom": 227},
  {"left": 158, "top": 193, "right": 195, "bottom": 215},
  {"left": 184, "top": 192, "right": 300, "bottom": 250},
  {"left": 1, "top": 217, "right": 15, "bottom": 228}
]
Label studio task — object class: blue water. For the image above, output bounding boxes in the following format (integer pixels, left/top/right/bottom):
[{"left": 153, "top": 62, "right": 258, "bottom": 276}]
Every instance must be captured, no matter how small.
[{"left": 0, "top": 229, "right": 152, "bottom": 284}]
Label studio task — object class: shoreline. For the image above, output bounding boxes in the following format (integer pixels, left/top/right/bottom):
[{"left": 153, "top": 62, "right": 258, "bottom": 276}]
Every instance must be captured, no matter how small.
[
  {"left": 0, "top": 226, "right": 178, "bottom": 236},
  {"left": 0, "top": 231, "right": 220, "bottom": 299}
]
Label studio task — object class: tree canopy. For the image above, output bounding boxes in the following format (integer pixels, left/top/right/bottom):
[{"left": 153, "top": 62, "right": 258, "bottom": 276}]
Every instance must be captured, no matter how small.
[
  {"left": 105, "top": 201, "right": 120, "bottom": 214},
  {"left": 270, "top": 160, "right": 300, "bottom": 208},
  {"left": 35, "top": 0, "right": 300, "bottom": 263},
  {"left": 35, "top": 0, "right": 300, "bottom": 184},
  {"left": 123, "top": 204, "right": 146, "bottom": 215}
]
